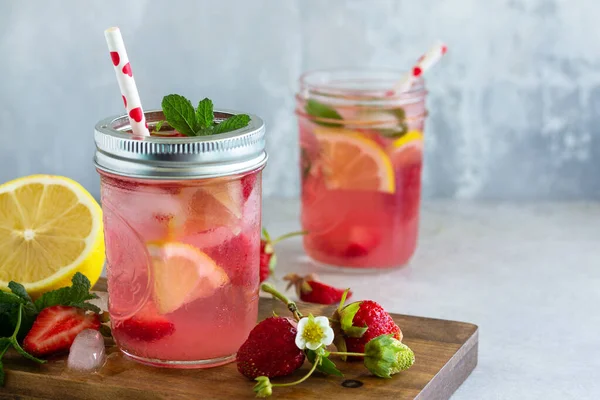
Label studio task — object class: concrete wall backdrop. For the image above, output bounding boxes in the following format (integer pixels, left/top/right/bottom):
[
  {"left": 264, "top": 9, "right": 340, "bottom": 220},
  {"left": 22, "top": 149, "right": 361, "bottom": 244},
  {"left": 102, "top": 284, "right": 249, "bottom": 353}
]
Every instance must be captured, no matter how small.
[{"left": 0, "top": 0, "right": 598, "bottom": 200}]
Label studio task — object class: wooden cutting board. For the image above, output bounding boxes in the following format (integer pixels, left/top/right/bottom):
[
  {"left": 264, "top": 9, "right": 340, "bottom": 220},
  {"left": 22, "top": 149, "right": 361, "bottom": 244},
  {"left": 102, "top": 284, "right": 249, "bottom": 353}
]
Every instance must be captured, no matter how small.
[{"left": 1, "top": 279, "right": 478, "bottom": 400}]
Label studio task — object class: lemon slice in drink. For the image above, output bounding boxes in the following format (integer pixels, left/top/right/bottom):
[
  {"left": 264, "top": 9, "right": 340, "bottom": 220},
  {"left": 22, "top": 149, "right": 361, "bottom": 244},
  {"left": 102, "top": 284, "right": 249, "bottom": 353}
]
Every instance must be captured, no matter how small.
[
  {"left": 148, "top": 242, "right": 229, "bottom": 314},
  {"left": 389, "top": 130, "right": 424, "bottom": 166},
  {"left": 313, "top": 127, "right": 395, "bottom": 193},
  {"left": 0, "top": 175, "right": 105, "bottom": 297}
]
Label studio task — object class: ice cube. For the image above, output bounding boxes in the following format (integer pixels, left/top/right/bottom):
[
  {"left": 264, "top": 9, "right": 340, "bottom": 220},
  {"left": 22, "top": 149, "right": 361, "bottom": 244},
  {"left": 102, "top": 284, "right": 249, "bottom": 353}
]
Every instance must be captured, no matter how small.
[{"left": 67, "top": 329, "right": 106, "bottom": 372}]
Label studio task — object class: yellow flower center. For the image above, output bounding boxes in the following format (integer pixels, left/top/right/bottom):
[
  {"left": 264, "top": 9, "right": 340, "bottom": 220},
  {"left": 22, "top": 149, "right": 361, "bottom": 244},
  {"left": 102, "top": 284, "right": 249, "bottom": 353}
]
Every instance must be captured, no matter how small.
[{"left": 302, "top": 319, "right": 324, "bottom": 343}]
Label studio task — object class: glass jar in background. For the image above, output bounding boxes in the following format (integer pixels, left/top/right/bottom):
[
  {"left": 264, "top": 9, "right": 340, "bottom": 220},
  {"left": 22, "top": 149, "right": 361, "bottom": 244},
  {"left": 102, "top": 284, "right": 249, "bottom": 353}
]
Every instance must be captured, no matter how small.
[
  {"left": 94, "top": 110, "right": 266, "bottom": 368},
  {"left": 296, "top": 69, "right": 427, "bottom": 269}
]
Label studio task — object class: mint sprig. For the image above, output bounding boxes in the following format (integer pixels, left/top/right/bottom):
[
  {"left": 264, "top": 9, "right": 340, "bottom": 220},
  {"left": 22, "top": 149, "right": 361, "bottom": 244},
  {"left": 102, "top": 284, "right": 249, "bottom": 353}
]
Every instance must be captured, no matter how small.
[
  {"left": 0, "top": 272, "right": 101, "bottom": 386},
  {"left": 161, "top": 94, "right": 197, "bottom": 137},
  {"left": 160, "top": 94, "right": 250, "bottom": 136},
  {"left": 305, "top": 99, "right": 343, "bottom": 127},
  {"left": 0, "top": 303, "right": 46, "bottom": 386},
  {"left": 195, "top": 98, "right": 214, "bottom": 130},
  {"left": 34, "top": 273, "right": 101, "bottom": 314}
]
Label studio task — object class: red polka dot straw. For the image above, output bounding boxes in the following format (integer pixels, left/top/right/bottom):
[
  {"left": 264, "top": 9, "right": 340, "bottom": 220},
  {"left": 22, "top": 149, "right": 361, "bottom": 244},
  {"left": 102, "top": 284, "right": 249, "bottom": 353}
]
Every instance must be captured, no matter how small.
[
  {"left": 104, "top": 27, "right": 150, "bottom": 137},
  {"left": 391, "top": 41, "right": 448, "bottom": 95}
]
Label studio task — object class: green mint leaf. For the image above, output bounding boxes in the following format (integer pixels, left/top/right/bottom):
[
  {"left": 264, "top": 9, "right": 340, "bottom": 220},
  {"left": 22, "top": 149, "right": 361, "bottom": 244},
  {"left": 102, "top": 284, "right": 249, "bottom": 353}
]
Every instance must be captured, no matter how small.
[
  {"left": 195, "top": 127, "right": 215, "bottom": 136},
  {"left": 161, "top": 94, "right": 198, "bottom": 137},
  {"left": 212, "top": 114, "right": 250, "bottom": 135},
  {"left": 99, "top": 324, "right": 112, "bottom": 338},
  {"left": 306, "top": 349, "right": 344, "bottom": 377},
  {"left": 10, "top": 338, "right": 45, "bottom": 364},
  {"left": 0, "top": 292, "right": 25, "bottom": 305},
  {"left": 305, "top": 99, "right": 343, "bottom": 127},
  {"left": 8, "top": 282, "right": 32, "bottom": 304},
  {"left": 71, "top": 302, "right": 102, "bottom": 314},
  {"left": 34, "top": 273, "right": 99, "bottom": 313},
  {"left": 0, "top": 304, "right": 45, "bottom": 386},
  {"left": 154, "top": 120, "right": 164, "bottom": 132},
  {"left": 6, "top": 282, "right": 37, "bottom": 339},
  {"left": 195, "top": 98, "right": 214, "bottom": 129},
  {"left": 379, "top": 108, "right": 408, "bottom": 138}
]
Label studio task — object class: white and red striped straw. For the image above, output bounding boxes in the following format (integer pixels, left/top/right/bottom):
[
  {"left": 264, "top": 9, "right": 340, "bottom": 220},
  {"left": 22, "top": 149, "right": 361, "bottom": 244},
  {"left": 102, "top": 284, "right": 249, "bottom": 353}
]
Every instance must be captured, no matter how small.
[
  {"left": 389, "top": 42, "right": 448, "bottom": 95},
  {"left": 104, "top": 27, "right": 150, "bottom": 137}
]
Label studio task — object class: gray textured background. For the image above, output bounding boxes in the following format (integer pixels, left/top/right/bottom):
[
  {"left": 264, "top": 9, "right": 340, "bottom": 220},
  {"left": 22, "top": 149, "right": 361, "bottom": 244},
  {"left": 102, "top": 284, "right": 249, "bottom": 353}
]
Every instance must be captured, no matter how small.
[{"left": 0, "top": 0, "right": 598, "bottom": 200}]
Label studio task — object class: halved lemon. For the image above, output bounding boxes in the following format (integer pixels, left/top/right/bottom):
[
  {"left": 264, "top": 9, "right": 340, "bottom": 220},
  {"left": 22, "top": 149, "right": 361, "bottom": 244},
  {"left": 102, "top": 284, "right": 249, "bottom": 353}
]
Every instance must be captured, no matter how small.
[
  {"left": 389, "top": 130, "right": 424, "bottom": 166},
  {"left": 313, "top": 127, "right": 395, "bottom": 193},
  {"left": 147, "top": 242, "right": 229, "bottom": 314},
  {"left": 0, "top": 175, "right": 105, "bottom": 297}
]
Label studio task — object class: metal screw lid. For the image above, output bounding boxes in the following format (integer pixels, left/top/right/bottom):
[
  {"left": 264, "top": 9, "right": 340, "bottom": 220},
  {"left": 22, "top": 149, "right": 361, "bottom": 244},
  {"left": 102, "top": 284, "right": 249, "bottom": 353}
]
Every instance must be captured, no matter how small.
[{"left": 94, "top": 110, "right": 267, "bottom": 179}]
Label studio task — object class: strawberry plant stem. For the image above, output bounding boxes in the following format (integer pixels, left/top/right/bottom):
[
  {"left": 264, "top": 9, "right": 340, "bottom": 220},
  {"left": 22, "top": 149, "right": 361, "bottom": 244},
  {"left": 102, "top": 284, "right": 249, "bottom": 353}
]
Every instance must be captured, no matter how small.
[
  {"left": 260, "top": 283, "right": 303, "bottom": 321},
  {"left": 329, "top": 351, "right": 365, "bottom": 357},
  {"left": 272, "top": 355, "right": 320, "bottom": 388},
  {"left": 272, "top": 230, "right": 308, "bottom": 245}
]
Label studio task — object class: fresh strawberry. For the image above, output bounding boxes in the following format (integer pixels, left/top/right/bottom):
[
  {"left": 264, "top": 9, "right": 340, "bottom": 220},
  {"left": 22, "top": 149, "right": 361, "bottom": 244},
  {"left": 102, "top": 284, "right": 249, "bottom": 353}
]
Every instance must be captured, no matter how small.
[
  {"left": 116, "top": 302, "right": 175, "bottom": 342},
  {"left": 332, "top": 294, "right": 402, "bottom": 358},
  {"left": 260, "top": 229, "right": 307, "bottom": 283},
  {"left": 284, "top": 273, "right": 351, "bottom": 305},
  {"left": 204, "top": 232, "right": 258, "bottom": 287},
  {"left": 237, "top": 317, "right": 305, "bottom": 379},
  {"left": 259, "top": 238, "right": 275, "bottom": 283},
  {"left": 241, "top": 173, "right": 257, "bottom": 200},
  {"left": 22, "top": 306, "right": 101, "bottom": 357}
]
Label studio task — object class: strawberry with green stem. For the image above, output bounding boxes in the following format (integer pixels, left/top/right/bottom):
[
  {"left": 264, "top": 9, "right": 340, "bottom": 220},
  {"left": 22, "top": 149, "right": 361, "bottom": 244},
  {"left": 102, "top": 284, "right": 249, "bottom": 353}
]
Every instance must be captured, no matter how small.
[
  {"left": 284, "top": 273, "right": 352, "bottom": 305},
  {"left": 260, "top": 229, "right": 307, "bottom": 283},
  {"left": 250, "top": 284, "right": 414, "bottom": 397},
  {"left": 331, "top": 289, "right": 403, "bottom": 359}
]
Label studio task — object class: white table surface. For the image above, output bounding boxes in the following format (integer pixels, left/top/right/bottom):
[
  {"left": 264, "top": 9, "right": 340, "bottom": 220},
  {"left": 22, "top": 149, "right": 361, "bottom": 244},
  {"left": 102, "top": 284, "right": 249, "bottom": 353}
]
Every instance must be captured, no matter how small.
[{"left": 262, "top": 199, "right": 600, "bottom": 400}]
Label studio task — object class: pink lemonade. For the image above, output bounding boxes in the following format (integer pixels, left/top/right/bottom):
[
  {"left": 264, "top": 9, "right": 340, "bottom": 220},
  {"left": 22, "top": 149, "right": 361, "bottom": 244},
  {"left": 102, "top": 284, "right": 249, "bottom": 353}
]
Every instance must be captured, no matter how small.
[
  {"left": 100, "top": 172, "right": 261, "bottom": 367},
  {"left": 95, "top": 110, "right": 267, "bottom": 367},
  {"left": 296, "top": 70, "right": 427, "bottom": 269}
]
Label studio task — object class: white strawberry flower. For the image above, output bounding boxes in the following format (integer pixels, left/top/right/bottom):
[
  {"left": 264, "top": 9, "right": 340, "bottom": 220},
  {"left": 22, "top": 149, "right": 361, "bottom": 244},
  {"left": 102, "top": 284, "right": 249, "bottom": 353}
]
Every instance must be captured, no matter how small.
[{"left": 295, "top": 314, "right": 334, "bottom": 351}]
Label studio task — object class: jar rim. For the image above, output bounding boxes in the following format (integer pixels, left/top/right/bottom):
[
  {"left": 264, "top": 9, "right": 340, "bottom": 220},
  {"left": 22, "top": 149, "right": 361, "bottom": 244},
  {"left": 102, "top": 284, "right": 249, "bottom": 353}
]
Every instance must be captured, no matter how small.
[
  {"left": 94, "top": 109, "right": 267, "bottom": 180},
  {"left": 298, "top": 68, "right": 426, "bottom": 105}
]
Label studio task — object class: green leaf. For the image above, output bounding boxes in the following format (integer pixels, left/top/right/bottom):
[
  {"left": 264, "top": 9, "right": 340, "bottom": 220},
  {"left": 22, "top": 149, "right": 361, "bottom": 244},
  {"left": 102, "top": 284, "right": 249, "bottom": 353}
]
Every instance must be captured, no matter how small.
[
  {"left": 379, "top": 108, "right": 408, "bottom": 138},
  {"left": 261, "top": 227, "right": 271, "bottom": 242},
  {"left": 268, "top": 253, "right": 277, "bottom": 273},
  {"left": 195, "top": 98, "right": 214, "bottom": 129},
  {"left": 8, "top": 281, "right": 32, "bottom": 303},
  {"left": 70, "top": 302, "right": 102, "bottom": 314},
  {"left": 6, "top": 283, "right": 37, "bottom": 339},
  {"left": 0, "top": 292, "right": 25, "bottom": 305},
  {"left": 305, "top": 99, "right": 343, "bottom": 127},
  {"left": 0, "top": 305, "right": 46, "bottom": 387},
  {"left": 154, "top": 120, "right": 164, "bottom": 132},
  {"left": 306, "top": 349, "right": 344, "bottom": 377},
  {"left": 34, "top": 273, "right": 99, "bottom": 313},
  {"left": 99, "top": 324, "right": 112, "bottom": 338},
  {"left": 390, "top": 107, "right": 406, "bottom": 121},
  {"left": 364, "top": 334, "right": 414, "bottom": 378},
  {"left": 11, "top": 339, "right": 45, "bottom": 364},
  {"left": 339, "top": 301, "right": 367, "bottom": 338},
  {"left": 212, "top": 114, "right": 250, "bottom": 134},
  {"left": 161, "top": 94, "right": 198, "bottom": 137}
]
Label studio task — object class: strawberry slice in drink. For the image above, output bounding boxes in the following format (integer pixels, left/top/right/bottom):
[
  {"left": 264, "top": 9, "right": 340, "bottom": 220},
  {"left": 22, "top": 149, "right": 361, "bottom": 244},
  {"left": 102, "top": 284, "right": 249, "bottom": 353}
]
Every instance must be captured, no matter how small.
[
  {"left": 204, "top": 232, "right": 259, "bottom": 287},
  {"left": 116, "top": 301, "right": 175, "bottom": 342},
  {"left": 23, "top": 306, "right": 101, "bottom": 357}
]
